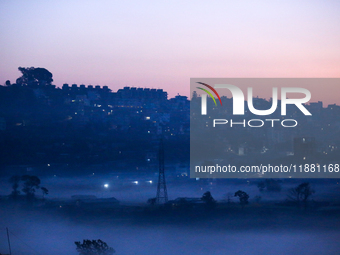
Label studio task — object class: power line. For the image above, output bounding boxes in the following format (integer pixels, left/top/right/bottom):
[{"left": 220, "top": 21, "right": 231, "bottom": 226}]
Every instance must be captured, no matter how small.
[{"left": 7, "top": 229, "right": 43, "bottom": 255}]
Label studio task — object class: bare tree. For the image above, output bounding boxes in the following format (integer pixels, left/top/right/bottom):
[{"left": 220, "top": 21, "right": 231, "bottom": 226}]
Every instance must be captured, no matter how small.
[
  {"left": 224, "top": 192, "right": 234, "bottom": 205},
  {"left": 287, "top": 182, "right": 314, "bottom": 209}
]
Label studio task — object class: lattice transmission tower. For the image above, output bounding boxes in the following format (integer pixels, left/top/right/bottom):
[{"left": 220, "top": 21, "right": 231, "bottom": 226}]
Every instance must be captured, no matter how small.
[{"left": 156, "top": 139, "right": 168, "bottom": 204}]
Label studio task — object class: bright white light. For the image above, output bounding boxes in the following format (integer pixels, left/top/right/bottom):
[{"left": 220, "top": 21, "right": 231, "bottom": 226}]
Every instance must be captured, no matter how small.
[
  {"left": 133, "top": 181, "right": 139, "bottom": 184},
  {"left": 104, "top": 184, "right": 109, "bottom": 188},
  {"left": 148, "top": 180, "right": 152, "bottom": 184}
]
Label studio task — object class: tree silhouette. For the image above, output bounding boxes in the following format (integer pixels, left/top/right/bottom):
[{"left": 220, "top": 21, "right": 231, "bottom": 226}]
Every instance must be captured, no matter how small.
[
  {"left": 16, "top": 67, "right": 53, "bottom": 87},
  {"left": 234, "top": 190, "right": 249, "bottom": 207},
  {"left": 41, "top": 187, "right": 49, "bottom": 199},
  {"left": 257, "top": 179, "right": 282, "bottom": 192},
  {"left": 21, "top": 175, "right": 41, "bottom": 200},
  {"left": 224, "top": 192, "right": 234, "bottom": 205},
  {"left": 201, "top": 191, "right": 216, "bottom": 209},
  {"left": 287, "top": 182, "right": 314, "bottom": 208},
  {"left": 9, "top": 175, "right": 21, "bottom": 200},
  {"left": 257, "top": 181, "right": 265, "bottom": 192},
  {"left": 147, "top": 197, "right": 156, "bottom": 205},
  {"left": 75, "top": 239, "right": 115, "bottom": 255}
]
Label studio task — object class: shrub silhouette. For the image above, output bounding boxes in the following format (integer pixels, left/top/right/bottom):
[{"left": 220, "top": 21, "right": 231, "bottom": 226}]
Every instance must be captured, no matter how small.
[
  {"left": 75, "top": 239, "right": 115, "bottom": 255},
  {"left": 234, "top": 190, "right": 249, "bottom": 207},
  {"left": 201, "top": 191, "right": 216, "bottom": 209}
]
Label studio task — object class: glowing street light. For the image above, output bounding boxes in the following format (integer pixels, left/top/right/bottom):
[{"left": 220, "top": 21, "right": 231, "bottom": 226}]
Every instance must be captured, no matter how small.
[{"left": 104, "top": 183, "right": 109, "bottom": 188}]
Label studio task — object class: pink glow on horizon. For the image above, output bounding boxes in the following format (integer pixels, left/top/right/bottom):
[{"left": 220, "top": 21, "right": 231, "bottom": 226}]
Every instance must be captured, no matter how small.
[{"left": 0, "top": 1, "right": 340, "bottom": 105}]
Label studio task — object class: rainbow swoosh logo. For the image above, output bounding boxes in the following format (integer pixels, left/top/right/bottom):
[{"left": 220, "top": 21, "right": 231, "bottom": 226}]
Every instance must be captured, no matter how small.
[{"left": 196, "top": 82, "right": 222, "bottom": 106}]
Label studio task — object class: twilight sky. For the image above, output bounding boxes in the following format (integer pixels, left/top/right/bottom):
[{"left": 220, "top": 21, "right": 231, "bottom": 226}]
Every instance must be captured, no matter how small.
[{"left": 0, "top": 1, "right": 340, "bottom": 104}]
